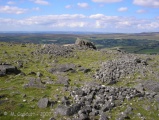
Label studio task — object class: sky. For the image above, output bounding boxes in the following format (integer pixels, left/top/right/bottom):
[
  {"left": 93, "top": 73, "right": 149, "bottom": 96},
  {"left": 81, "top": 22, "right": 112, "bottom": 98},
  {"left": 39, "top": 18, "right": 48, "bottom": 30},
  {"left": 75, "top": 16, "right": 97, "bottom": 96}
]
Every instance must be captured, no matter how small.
[{"left": 0, "top": 0, "right": 159, "bottom": 33}]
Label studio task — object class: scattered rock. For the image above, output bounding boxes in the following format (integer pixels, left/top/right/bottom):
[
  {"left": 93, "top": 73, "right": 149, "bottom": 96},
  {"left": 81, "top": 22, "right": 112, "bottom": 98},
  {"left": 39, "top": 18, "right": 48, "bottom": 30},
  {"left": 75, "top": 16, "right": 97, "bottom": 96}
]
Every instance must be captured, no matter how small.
[
  {"left": 95, "top": 55, "right": 149, "bottom": 84},
  {"left": 154, "top": 95, "right": 159, "bottom": 103},
  {"left": 143, "top": 80, "right": 159, "bottom": 92},
  {"left": 69, "top": 84, "right": 144, "bottom": 119},
  {"left": 49, "top": 63, "right": 76, "bottom": 73},
  {"left": 61, "top": 96, "right": 70, "bottom": 106},
  {"left": 24, "top": 77, "right": 45, "bottom": 89},
  {"left": 55, "top": 103, "right": 81, "bottom": 116},
  {"left": 37, "top": 44, "right": 74, "bottom": 57},
  {"left": 135, "top": 83, "right": 145, "bottom": 93},
  {"left": 0, "top": 100, "right": 7, "bottom": 105},
  {"left": 49, "top": 117, "right": 56, "bottom": 120},
  {"left": 99, "top": 113, "right": 109, "bottom": 120},
  {"left": 56, "top": 75, "right": 69, "bottom": 86},
  {"left": 36, "top": 72, "right": 43, "bottom": 77},
  {"left": 37, "top": 98, "right": 49, "bottom": 108},
  {"left": 28, "top": 71, "right": 36, "bottom": 75},
  {"left": 78, "top": 67, "right": 91, "bottom": 73},
  {"left": 16, "top": 60, "right": 23, "bottom": 68}
]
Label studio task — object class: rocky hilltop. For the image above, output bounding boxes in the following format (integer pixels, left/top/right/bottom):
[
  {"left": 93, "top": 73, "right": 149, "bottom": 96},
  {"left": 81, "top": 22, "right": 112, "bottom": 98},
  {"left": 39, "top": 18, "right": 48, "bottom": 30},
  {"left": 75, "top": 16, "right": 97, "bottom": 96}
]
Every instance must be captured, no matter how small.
[{"left": 0, "top": 40, "right": 159, "bottom": 120}]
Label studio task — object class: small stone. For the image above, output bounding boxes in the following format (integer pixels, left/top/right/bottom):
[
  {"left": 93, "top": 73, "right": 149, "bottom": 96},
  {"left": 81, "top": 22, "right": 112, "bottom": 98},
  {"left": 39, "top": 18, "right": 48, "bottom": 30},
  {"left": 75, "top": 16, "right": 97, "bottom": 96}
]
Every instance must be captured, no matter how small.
[
  {"left": 23, "top": 99, "right": 27, "bottom": 102},
  {"left": 99, "top": 113, "right": 109, "bottom": 120},
  {"left": 37, "top": 72, "right": 43, "bottom": 77},
  {"left": 22, "top": 94, "right": 27, "bottom": 98},
  {"left": 37, "top": 98, "right": 49, "bottom": 108}
]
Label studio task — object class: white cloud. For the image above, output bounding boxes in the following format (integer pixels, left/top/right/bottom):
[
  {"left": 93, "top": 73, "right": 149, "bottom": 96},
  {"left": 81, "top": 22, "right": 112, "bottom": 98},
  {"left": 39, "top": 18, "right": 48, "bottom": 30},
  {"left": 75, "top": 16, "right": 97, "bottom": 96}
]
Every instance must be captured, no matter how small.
[
  {"left": 89, "top": 14, "right": 159, "bottom": 31},
  {"left": 118, "top": 7, "right": 128, "bottom": 12},
  {"left": 136, "top": 9, "right": 146, "bottom": 13},
  {"left": 89, "top": 14, "right": 105, "bottom": 19},
  {"left": 17, "top": 14, "right": 87, "bottom": 26},
  {"left": 92, "top": 0, "right": 122, "bottom": 3},
  {"left": 0, "top": 18, "right": 16, "bottom": 25},
  {"left": 77, "top": 3, "right": 89, "bottom": 8},
  {"left": 0, "top": 5, "right": 28, "bottom": 14},
  {"left": 7, "top": 1, "right": 16, "bottom": 5},
  {"left": 137, "top": 22, "right": 159, "bottom": 29},
  {"left": 0, "top": 14, "right": 159, "bottom": 32},
  {"left": 30, "top": 0, "right": 49, "bottom": 5},
  {"left": 51, "top": 22, "right": 88, "bottom": 28},
  {"left": 32, "top": 7, "right": 40, "bottom": 11},
  {"left": 133, "top": 0, "right": 159, "bottom": 8},
  {"left": 65, "top": 5, "right": 72, "bottom": 9}
]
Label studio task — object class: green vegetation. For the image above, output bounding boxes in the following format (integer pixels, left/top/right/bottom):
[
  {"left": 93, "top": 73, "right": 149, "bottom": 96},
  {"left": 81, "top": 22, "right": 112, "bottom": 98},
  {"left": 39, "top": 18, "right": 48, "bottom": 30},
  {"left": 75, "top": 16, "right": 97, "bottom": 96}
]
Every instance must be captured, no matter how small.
[
  {"left": 0, "top": 42, "right": 110, "bottom": 120},
  {"left": 0, "top": 32, "right": 159, "bottom": 120},
  {"left": 0, "top": 32, "right": 159, "bottom": 54}
]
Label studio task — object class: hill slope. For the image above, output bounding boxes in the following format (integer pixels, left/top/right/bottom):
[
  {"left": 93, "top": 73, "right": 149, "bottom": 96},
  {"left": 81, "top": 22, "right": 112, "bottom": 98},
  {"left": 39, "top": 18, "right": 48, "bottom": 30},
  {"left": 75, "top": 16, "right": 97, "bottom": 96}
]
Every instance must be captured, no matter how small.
[{"left": 0, "top": 42, "right": 159, "bottom": 120}]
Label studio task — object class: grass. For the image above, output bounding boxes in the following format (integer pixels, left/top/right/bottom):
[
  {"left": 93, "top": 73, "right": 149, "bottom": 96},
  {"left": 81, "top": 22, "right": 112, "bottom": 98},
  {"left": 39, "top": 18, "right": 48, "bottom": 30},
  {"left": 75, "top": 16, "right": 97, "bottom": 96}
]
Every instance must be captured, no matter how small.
[
  {"left": 109, "top": 98, "right": 159, "bottom": 120},
  {"left": 0, "top": 42, "right": 159, "bottom": 120}
]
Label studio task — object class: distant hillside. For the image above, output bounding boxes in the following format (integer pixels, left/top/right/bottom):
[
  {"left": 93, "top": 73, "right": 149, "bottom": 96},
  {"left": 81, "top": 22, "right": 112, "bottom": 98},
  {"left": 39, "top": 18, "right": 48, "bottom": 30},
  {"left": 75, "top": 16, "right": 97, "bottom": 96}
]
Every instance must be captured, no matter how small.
[{"left": 0, "top": 32, "right": 159, "bottom": 54}]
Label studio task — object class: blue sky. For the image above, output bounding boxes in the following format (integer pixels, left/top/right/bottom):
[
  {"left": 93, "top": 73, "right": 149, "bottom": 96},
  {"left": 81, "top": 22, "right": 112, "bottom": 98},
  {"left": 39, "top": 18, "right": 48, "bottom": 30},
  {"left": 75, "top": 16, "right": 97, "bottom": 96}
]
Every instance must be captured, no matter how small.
[{"left": 0, "top": 0, "right": 159, "bottom": 33}]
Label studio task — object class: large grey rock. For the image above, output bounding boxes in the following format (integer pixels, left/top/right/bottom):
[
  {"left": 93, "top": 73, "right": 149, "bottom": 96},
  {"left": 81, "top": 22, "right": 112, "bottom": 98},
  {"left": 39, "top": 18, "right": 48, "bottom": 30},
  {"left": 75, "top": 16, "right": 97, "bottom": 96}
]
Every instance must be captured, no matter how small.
[
  {"left": 55, "top": 104, "right": 81, "bottom": 116},
  {"left": 154, "top": 95, "right": 159, "bottom": 103},
  {"left": 0, "top": 64, "right": 21, "bottom": 76},
  {"left": 24, "top": 77, "right": 45, "bottom": 89},
  {"left": 56, "top": 75, "right": 69, "bottom": 86},
  {"left": 143, "top": 80, "right": 159, "bottom": 92},
  {"left": 102, "top": 102, "right": 112, "bottom": 112},
  {"left": 61, "top": 96, "right": 70, "bottom": 106},
  {"left": 72, "top": 88, "right": 84, "bottom": 97},
  {"left": 49, "top": 63, "right": 76, "bottom": 73},
  {"left": 135, "top": 83, "right": 144, "bottom": 93},
  {"left": 37, "top": 98, "right": 49, "bottom": 108},
  {"left": 75, "top": 39, "right": 96, "bottom": 50},
  {"left": 99, "top": 113, "right": 109, "bottom": 120}
]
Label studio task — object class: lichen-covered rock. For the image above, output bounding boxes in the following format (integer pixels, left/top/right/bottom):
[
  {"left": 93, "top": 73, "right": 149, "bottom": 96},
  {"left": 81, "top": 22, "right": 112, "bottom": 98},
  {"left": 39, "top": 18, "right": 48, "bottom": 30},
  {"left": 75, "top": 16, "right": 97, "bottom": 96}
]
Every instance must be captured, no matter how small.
[
  {"left": 56, "top": 75, "right": 70, "bottom": 86},
  {"left": 95, "top": 54, "right": 149, "bottom": 84},
  {"left": 69, "top": 83, "right": 144, "bottom": 119},
  {"left": 23, "top": 77, "right": 45, "bottom": 89},
  {"left": 75, "top": 38, "right": 96, "bottom": 50},
  {"left": 143, "top": 80, "right": 159, "bottom": 92},
  {"left": 0, "top": 64, "right": 21, "bottom": 76},
  {"left": 37, "top": 98, "right": 49, "bottom": 108},
  {"left": 55, "top": 104, "right": 81, "bottom": 116},
  {"left": 37, "top": 44, "right": 74, "bottom": 57},
  {"left": 49, "top": 63, "right": 76, "bottom": 73}
]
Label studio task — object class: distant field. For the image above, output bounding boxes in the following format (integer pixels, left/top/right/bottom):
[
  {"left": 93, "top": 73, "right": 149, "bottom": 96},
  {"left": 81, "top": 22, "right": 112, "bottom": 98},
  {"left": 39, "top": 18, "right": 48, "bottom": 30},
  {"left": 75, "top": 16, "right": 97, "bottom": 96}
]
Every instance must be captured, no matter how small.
[{"left": 0, "top": 32, "right": 159, "bottom": 54}]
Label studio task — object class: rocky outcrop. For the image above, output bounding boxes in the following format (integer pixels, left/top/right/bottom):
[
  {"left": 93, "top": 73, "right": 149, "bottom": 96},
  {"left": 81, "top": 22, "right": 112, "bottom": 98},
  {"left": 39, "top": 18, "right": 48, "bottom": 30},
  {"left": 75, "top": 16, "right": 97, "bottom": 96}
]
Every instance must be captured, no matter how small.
[
  {"left": 37, "top": 44, "right": 74, "bottom": 57},
  {"left": 75, "top": 38, "right": 96, "bottom": 50},
  {"left": 95, "top": 55, "right": 149, "bottom": 84},
  {"left": 55, "top": 83, "right": 144, "bottom": 119},
  {"left": 0, "top": 64, "right": 21, "bottom": 76},
  {"left": 36, "top": 39, "right": 97, "bottom": 58},
  {"left": 55, "top": 104, "right": 81, "bottom": 116}
]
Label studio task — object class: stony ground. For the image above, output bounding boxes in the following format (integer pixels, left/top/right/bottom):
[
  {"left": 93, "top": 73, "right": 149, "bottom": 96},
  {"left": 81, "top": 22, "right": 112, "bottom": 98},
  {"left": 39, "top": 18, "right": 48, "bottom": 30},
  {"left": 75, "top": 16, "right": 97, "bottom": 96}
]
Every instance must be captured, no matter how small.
[{"left": 0, "top": 42, "right": 159, "bottom": 120}]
